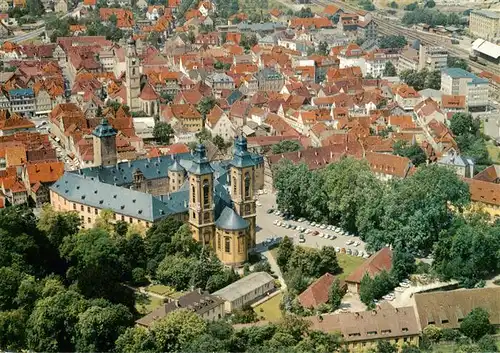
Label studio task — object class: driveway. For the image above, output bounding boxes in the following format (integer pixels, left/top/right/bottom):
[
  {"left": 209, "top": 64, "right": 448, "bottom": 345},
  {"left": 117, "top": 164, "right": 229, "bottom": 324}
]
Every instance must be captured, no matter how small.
[{"left": 255, "top": 192, "right": 367, "bottom": 254}]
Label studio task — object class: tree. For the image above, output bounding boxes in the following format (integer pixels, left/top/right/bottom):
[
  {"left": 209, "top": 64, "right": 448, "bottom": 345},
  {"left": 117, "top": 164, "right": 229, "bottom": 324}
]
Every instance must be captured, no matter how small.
[
  {"left": 425, "top": 0, "right": 436, "bottom": 8},
  {"left": 153, "top": 122, "right": 174, "bottom": 144},
  {"left": 27, "top": 0, "right": 45, "bottom": 17},
  {"left": 447, "top": 56, "right": 469, "bottom": 71},
  {"left": 0, "top": 309, "right": 28, "bottom": 351},
  {"left": 153, "top": 309, "right": 207, "bottom": 352},
  {"left": 197, "top": 97, "right": 217, "bottom": 120},
  {"left": 477, "top": 335, "right": 499, "bottom": 352},
  {"left": 26, "top": 289, "right": 88, "bottom": 352},
  {"left": 74, "top": 303, "right": 134, "bottom": 352},
  {"left": 144, "top": 217, "right": 183, "bottom": 273},
  {"left": 433, "top": 216, "right": 500, "bottom": 286},
  {"left": 460, "top": 308, "right": 492, "bottom": 341},
  {"left": 96, "top": 105, "right": 103, "bottom": 117},
  {"left": 213, "top": 135, "right": 228, "bottom": 153},
  {"left": 389, "top": 1, "right": 398, "bottom": 8},
  {"left": 423, "top": 324, "right": 442, "bottom": 342},
  {"left": 0, "top": 266, "right": 24, "bottom": 311},
  {"left": 449, "top": 113, "right": 480, "bottom": 137},
  {"left": 359, "top": 273, "right": 375, "bottom": 305},
  {"left": 393, "top": 141, "right": 427, "bottom": 166},
  {"left": 376, "top": 340, "right": 397, "bottom": 353},
  {"left": 271, "top": 140, "right": 302, "bottom": 154},
  {"left": 328, "top": 278, "right": 344, "bottom": 310},
  {"left": 295, "top": 7, "right": 314, "bottom": 18},
  {"left": 61, "top": 228, "right": 130, "bottom": 304},
  {"left": 379, "top": 35, "right": 407, "bottom": 49},
  {"left": 404, "top": 1, "right": 418, "bottom": 9},
  {"left": 383, "top": 61, "right": 397, "bottom": 76},
  {"left": 317, "top": 41, "right": 328, "bottom": 56},
  {"left": 232, "top": 305, "right": 258, "bottom": 324},
  {"left": 424, "top": 70, "right": 441, "bottom": 90},
  {"left": 294, "top": 330, "right": 342, "bottom": 353},
  {"left": 276, "top": 236, "right": 294, "bottom": 270},
  {"left": 317, "top": 246, "right": 341, "bottom": 276},
  {"left": 115, "top": 326, "right": 156, "bottom": 353},
  {"left": 156, "top": 254, "right": 195, "bottom": 290},
  {"left": 391, "top": 249, "right": 416, "bottom": 282}
]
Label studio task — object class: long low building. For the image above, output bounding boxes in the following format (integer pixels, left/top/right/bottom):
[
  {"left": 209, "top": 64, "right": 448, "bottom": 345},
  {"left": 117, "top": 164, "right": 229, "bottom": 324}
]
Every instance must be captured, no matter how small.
[{"left": 212, "top": 271, "right": 275, "bottom": 313}]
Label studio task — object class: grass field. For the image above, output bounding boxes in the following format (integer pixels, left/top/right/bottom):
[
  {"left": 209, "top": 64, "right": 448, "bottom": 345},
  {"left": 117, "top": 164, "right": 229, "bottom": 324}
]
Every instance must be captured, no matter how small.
[
  {"left": 147, "top": 284, "right": 176, "bottom": 296},
  {"left": 253, "top": 293, "right": 283, "bottom": 322},
  {"left": 337, "top": 253, "right": 365, "bottom": 280},
  {"left": 135, "top": 293, "right": 164, "bottom": 315},
  {"left": 486, "top": 141, "right": 500, "bottom": 164}
]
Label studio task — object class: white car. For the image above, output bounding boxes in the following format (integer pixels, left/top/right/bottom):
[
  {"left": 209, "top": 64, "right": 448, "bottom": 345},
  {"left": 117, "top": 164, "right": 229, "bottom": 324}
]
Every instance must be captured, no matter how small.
[
  {"left": 400, "top": 282, "right": 411, "bottom": 288},
  {"left": 320, "top": 224, "right": 326, "bottom": 229},
  {"left": 354, "top": 241, "right": 360, "bottom": 247},
  {"left": 335, "top": 247, "right": 340, "bottom": 252},
  {"left": 273, "top": 220, "right": 278, "bottom": 225},
  {"left": 394, "top": 287, "right": 404, "bottom": 292},
  {"left": 346, "top": 240, "right": 354, "bottom": 245}
]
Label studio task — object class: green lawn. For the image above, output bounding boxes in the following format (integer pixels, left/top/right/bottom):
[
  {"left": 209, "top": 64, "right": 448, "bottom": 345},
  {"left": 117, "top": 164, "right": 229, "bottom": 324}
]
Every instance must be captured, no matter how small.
[
  {"left": 486, "top": 141, "right": 500, "bottom": 164},
  {"left": 147, "top": 284, "right": 176, "bottom": 296},
  {"left": 135, "top": 293, "right": 164, "bottom": 315},
  {"left": 336, "top": 253, "right": 365, "bottom": 280},
  {"left": 253, "top": 293, "right": 283, "bottom": 322}
]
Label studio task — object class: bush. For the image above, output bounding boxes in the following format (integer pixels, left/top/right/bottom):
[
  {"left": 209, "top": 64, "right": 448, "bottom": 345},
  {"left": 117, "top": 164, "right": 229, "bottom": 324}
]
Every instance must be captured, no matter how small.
[
  {"left": 441, "top": 328, "right": 461, "bottom": 342},
  {"left": 423, "top": 324, "right": 442, "bottom": 342},
  {"left": 477, "top": 335, "right": 498, "bottom": 352}
]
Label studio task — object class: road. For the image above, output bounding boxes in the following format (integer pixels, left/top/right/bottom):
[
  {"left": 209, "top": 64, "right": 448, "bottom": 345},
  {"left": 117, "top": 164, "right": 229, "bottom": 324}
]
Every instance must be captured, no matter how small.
[
  {"left": 255, "top": 192, "right": 368, "bottom": 255},
  {"left": 2, "top": 4, "right": 82, "bottom": 44}
]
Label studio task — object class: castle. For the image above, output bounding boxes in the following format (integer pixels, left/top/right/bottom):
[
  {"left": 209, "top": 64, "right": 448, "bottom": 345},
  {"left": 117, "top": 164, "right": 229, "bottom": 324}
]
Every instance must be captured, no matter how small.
[{"left": 50, "top": 119, "right": 264, "bottom": 266}]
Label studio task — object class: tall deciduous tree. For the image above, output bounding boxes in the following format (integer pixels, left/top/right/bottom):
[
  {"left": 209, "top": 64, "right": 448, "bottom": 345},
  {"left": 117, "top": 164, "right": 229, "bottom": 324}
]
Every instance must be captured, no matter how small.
[
  {"left": 383, "top": 61, "right": 397, "bottom": 76},
  {"left": 271, "top": 140, "right": 302, "bottom": 154},
  {"left": 276, "top": 236, "right": 294, "bottom": 270},
  {"left": 153, "top": 122, "right": 174, "bottom": 144},
  {"left": 460, "top": 307, "right": 492, "bottom": 341},
  {"left": 328, "top": 279, "right": 344, "bottom": 310}
]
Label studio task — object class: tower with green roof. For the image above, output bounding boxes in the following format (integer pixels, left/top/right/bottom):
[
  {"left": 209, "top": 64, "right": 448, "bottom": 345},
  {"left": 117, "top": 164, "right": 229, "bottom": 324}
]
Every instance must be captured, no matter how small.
[{"left": 92, "top": 119, "right": 117, "bottom": 167}]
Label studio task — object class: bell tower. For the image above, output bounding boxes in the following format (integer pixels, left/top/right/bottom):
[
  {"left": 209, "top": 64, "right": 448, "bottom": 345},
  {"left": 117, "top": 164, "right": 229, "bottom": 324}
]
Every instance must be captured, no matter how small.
[
  {"left": 92, "top": 119, "right": 117, "bottom": 167},
  {"left": 229, "top": 135, "right": 257, "bottom": 248},
  {"left": 188, "top": 144, "right": 215, "bottom": 249},
  {"left": 125, "top": 37, "right": 141, "bottom": 112}
]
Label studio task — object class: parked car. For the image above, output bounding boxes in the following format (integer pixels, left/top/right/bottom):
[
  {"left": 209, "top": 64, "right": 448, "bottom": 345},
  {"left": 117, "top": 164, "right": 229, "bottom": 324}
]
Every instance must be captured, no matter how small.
[
  {"left": 312, "top": 230, "right": 319, "bottom": 236},
  {"left": 354, "top": 241, "right": 360, "bottom": 247},
  {"left": 346, "top": 248, "right": 352, "bottom": 255},
  {"left": 267, "top": 208, "right": 274, "bottom": 214},
  {"left": 352, "top": 249, "right": 359, "bottom": 256},
  {"left": 346, "top": 240, "right": 354, "bottom": 245},
  {"left": 335, "top": 247, "right": 340, "bottom": 252},
  {"left": 320, "top": 224, "right": 326, "bottom": 229},
  {"left": 299, "top": 234, "right": 305, "bottom": 243}
]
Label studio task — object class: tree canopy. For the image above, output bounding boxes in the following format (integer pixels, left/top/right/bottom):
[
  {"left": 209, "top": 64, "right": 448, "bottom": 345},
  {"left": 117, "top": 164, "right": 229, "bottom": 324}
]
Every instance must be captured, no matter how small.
[
  {"left": 153, "top": 122, "right": 174, "bottom": 145},
  {"left": 379, "top": 35, "right": 407, "bottom": 49},
  {"left": 271, "top": 140, "right": 302, "bottom": 154}
]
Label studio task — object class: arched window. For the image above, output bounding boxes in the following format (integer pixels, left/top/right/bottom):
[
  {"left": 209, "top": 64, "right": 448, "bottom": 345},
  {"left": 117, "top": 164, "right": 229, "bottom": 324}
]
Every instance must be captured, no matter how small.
[
  {"left": 203, "top": 180, "right": 209, "bottom": 206},
  {"left": 245, "top": 204, "right": 251, "bottom": 215},
  {"left": 232, "top": 176, "right": 237, "bottom": 194},
  {"left": 191, "top": 185, "right": 195, "bottom": 203},
  {"left": 244, "top": 172, "right": 251, "bottom": 199}
]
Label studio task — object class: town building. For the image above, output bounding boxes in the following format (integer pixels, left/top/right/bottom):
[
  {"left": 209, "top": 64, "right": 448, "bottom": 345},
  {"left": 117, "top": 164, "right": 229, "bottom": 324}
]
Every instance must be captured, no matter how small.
[
  {"left": 256, "top": 68, "right": 284, "bottom": 92},
  {"left": 469, "top": 10, "right": 500, "bottom": 41},
  {"left": 437, "top": 150, "right": 474, "bottom": 178},
  {"left": 414, "top": 287, "right": 500, "bottom": 330},
  {"left": 418, "top": 44, "right": 448, "bottom": 71},
  {"left": 212, "top": 271, "right": 275, "bottom": 313},
  {"left": 8, "top": 88, "right": 36, "bottom": 116},
  {"left": 136, "top": 289, "right": 225, "bottom": 328},
  {"left": 345, "top": 247, "right": 393, "bottom": 293},
  {"left": 466, "top": 177, "right": 500, "bottom": 218},
  {"left": 441, "top": 68, "right": 489, "bottom": 111},
  {"left": 298, "top": 272, "right": 346, "bottom": 309},
  {"left": 50, "top": 123, "right": 264, "bottom": 266}
]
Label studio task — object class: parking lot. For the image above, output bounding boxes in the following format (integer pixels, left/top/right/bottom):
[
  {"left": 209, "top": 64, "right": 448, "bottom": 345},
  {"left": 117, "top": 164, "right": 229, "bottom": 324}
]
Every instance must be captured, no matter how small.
[{"left": 255, "top": 192, "right": 368, "bottom": 257}]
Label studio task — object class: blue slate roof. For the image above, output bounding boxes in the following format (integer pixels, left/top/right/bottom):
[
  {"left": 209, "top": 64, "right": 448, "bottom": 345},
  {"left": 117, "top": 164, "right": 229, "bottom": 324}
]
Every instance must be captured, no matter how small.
[
  {"left": 215, "top": 206, "right": 249, "bottom": 231},
  {"left": 188, "top": 144, "right": 215, "bottom": 175},
  {"left": 93, "top": 119, "right": 118, "bottom": 138},
  {"left": 9, "top": 88, "right": 34, "bottom": 97},
  {"left": 230, "top": 135, "right": 257, "bottom": 168},
  {"left": 442, "top": 68, "right": 476, "bottom": 79},
  {"left": 50, "top": 173, "right": 173, "bottom": 222},
  {"left": 168, "top": 157, "right": 185, "bottom": 172}
]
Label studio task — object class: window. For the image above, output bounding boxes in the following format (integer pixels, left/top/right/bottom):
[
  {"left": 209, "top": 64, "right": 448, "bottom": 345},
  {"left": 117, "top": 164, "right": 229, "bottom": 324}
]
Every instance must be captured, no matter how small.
[
  {"left": 245, "top": 204, "right": 251, "bottom": 215},
  {"left": 232, "top": 176, "right": 237, "bottom": 194},
  {"left": 73, "top": 203, "right": 76, "bottom": 210},
  {"left": 441, "top": 319, "right": 449, "bottom": 324},
  {"left": 225, "top": 237, "right": 230, "bottom": 253},
  {"left": 204, "top": 212, "right": 210, "bottom": 222},
  {"left": 217, "top": 234, "right": 221, "bottom": 250},
  {"left": 80, "top": 215, "right": 84, "bottom": 222},
  {"left": 381, "top": 330, "right": 391, "bottom": 334},
  {"left": 191, "top": 185, "right": 195, "bottom": 203},
  {"left": 244, "top": 172, "right": 251, "bottom": 199},
  {"left": 129, "top": 217, "right": 133, "bottom": 224},
  {"left": 95, "top": 208, "right": 98, "bottom": 215},
  {"left": 87, "top": 217, "right": 91, "bottom": 224},
  {"left": 203, "top": 180, "right": 209, "bottom": 206},
  {"left": 87, "top": 206, "right": 91, "bottom": 213},
  {"left": 121, "top": 215, "right": 125, "bottom": 221},
  {"left": 80, "top": 205, "right": 84, "bottom": 211},
  {"left": 192, "top": 211, "right": 196, "bottom": 219}
]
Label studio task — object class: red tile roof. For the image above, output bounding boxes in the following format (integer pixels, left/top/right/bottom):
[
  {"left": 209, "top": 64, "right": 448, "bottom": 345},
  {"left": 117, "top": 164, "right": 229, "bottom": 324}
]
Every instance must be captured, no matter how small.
[
  {"left": 298, "top": 273, "right": 345, "bottom": 309},
  {"left": 465, "top": 178, "right": 500, "bottom": 207},
  {"left": 345, "top": 247, "right": 393, "bottom": 284},
  {"left": 25, "top": 161, "right": 65, "bottom": 184}
]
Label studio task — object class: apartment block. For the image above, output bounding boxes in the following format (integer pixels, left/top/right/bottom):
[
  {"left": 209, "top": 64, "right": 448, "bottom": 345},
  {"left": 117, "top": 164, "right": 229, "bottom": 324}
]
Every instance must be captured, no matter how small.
[
  {"left": 469, "top": 10, "right": 500, "bottom": 41},
  {"left": 419, "top": 44, "right": 448, "bottom": 71},
  {"left": 441, "top": 68, "right": 489, "bottom": 110}
]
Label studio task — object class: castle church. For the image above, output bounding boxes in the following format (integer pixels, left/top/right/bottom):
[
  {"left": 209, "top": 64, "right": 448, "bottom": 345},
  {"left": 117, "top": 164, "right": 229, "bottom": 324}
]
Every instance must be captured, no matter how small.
[{"left": 51, "top": 119, "right": 264, "bottom": 266}]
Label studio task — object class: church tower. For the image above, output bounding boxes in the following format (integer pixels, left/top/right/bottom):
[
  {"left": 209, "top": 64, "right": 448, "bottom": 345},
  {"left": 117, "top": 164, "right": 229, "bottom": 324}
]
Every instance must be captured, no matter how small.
[
  {"left": 125, "top": 37, "right": 141, "bottom": 112},
  {"left": 188, "top": 144, "right": 216, "bottom": 248},
  {"left": 92, "top": 119, "right": 117, "bottom": 167},
  {"left": 229, "top": 135, "right": 257, "bottom": 248}
]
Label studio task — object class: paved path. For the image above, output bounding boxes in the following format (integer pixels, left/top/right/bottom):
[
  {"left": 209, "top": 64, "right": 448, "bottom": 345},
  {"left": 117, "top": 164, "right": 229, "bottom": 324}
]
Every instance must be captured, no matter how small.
[{"left": 262, "top": 250, "right": 287, "bottom": 290}]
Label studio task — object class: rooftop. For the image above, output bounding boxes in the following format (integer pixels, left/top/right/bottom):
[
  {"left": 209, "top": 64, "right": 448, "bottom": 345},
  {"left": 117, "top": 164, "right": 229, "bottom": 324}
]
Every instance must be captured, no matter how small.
[
  {"left": 212, "top": 272, "right": 274, "bottom": 301},
  {"left": 345, "top": 247, "right": 393, "bottom": 284},
  {"left": 215, "top": 206, "right": 249, "bottom": 231}
]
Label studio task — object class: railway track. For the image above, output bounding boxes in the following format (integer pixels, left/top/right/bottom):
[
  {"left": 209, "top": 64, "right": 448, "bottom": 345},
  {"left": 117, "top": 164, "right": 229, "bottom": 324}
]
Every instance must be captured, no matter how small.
[{"left": 311, "top": 0, "right": 500, "bottom": 75}]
